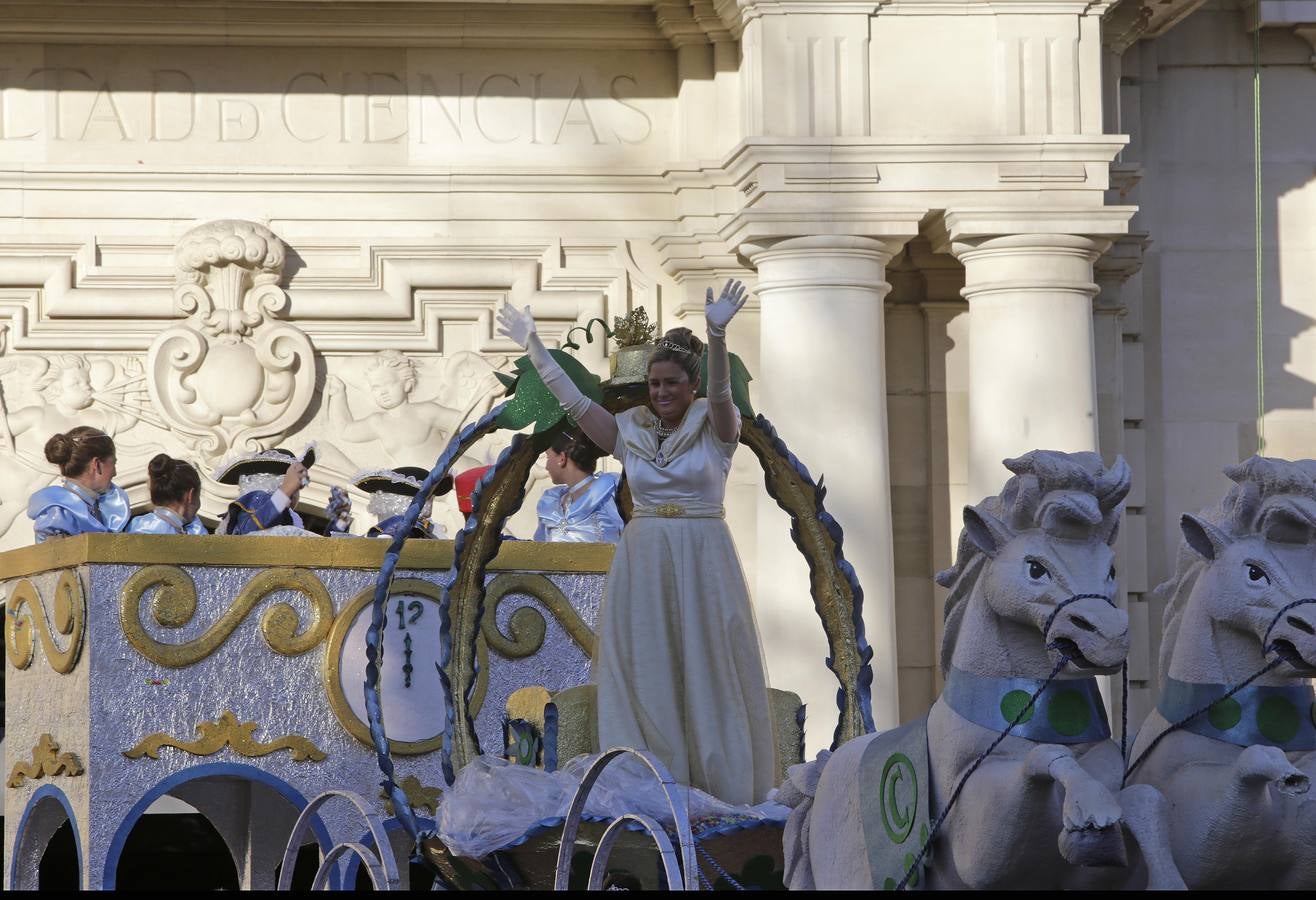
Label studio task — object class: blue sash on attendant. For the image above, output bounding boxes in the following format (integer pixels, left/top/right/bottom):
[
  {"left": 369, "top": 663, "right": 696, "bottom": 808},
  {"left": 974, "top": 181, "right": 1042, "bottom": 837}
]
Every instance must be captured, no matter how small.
[{"left": 943, "top": 665, "right": 1111, "bottom": 744}]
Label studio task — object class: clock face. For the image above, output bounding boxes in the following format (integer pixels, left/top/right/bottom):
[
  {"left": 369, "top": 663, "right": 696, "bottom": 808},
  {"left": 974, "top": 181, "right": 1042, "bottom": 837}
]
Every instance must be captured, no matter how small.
[{"left": 325, "top": 582, "right": 448, "bottom": 753}]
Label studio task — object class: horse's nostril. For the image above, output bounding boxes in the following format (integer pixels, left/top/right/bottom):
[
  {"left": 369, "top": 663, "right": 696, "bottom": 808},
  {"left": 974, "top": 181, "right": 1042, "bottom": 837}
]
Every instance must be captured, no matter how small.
[
  {"left": 1287, "top": 615, "right": 1315, "bottom": 635},
  {"left": 1069, "top": 614, "right": 1097, "bottom": 633}
]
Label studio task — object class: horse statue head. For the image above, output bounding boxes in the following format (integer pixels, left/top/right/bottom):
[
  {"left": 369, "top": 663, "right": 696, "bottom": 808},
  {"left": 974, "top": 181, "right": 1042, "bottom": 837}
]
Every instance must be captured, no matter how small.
[
  {"left": 937, "top": 450, "right": 1132, "bottom": 677},
  {"left": 1159, "top": 456, "right": 1316, "bottom": 685}
]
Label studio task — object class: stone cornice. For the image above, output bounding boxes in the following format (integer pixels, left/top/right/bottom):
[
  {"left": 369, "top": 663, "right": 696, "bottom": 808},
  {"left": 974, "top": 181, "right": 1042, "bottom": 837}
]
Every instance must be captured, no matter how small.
[
  {"left": 0, "top": 0, "right": 671, "bottom": 48},
  {"left": 925, "top": 206, "right": 1135, "bottom": 253},
  {"left": 711, "top": 0, "right": 1115, "bottom": 33},
  {"left": 721, "top": 208, "right": 925, "bottom": 249},
  {"left": 0, "top": 165, "right": 672, "bottom": 194},
  {"left": 722, "top": 136, "right": 1129, "bottom": 180}
]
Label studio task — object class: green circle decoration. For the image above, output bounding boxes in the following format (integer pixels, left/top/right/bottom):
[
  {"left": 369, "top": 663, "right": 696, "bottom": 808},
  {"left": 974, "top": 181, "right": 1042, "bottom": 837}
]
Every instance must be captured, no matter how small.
[
  {"left": 1046, "top": 689, "right": 1092, "bottom": 737},
  {"left": 903, "top": 853, "right": 919, "bottom": 888},
  {"left": 883, "top": 877, "right": 896, "bottom": 891},
  {"left": 1207, "top": 696, "right": 1243, "bottom": 732},
  {"left": 1000, "top": 690, "right": 1035, "bottom": 725},
  {"left": 1257, "top": 695, "right": 1301, "bottom": 744},
  {"left": 878, "top": 753, "right": 918, "bottom": 844}
]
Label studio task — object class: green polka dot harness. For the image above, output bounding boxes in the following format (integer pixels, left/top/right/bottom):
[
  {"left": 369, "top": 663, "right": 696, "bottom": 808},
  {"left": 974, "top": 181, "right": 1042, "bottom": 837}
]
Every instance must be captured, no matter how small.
[
  {"left": 1158, "top": 678, "right": 1316, "bottom": 750},
  {"left": 943, "top": 666, "right": 1111, "bottom": 744}
]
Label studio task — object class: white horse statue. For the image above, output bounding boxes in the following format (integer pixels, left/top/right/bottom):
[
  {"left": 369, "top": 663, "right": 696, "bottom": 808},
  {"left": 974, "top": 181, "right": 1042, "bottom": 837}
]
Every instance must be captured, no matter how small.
[
  {"left": 780, "top": 451, "right": 1183, "bottom": 890},
  {"left": 1126, "top": 456, "right": 1316, "bottom": 889}
]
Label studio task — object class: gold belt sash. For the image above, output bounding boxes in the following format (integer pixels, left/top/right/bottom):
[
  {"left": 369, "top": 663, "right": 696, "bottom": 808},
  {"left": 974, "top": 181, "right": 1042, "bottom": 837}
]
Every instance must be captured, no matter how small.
[{"left": 631, "top": 503, "right": 725, "bottom": 519}]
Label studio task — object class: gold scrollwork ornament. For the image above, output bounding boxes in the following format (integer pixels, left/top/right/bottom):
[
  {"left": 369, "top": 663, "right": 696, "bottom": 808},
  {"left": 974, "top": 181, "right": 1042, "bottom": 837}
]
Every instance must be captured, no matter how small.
[
  {"left": 481, "top": 573, "right": 596, "bottom": 660},
  {"left": 119, "top": 565, "right": 333, "bottom": 667},
  {"left": 380, "top": 775, "right": 443, "bottom": 816},
  {"left": 4, "top": 571, "right": 86, "bottom": 673},
  {"left": 123, "top": 710, "right": 326, "bottom": 762},
  {"left": 8, "top": 734, "right": 85, "bottom": 788}
]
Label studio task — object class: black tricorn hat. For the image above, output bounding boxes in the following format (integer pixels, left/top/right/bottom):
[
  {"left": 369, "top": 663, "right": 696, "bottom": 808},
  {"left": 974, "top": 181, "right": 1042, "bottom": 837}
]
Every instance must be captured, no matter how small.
[
  {"left": 352, "top": 466, "right": 454, "bottom": 497},
  {"left": 212, "top": 448, "right": 298, "bottom": 486}
]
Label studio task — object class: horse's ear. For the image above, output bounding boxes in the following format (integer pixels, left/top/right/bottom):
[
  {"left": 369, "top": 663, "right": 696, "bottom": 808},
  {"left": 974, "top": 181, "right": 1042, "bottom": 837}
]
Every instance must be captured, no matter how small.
[
  {"left": 963, "top": 507, "right": 1011, "bottom": 557},
  {"left": 1181, "top": 514, "right": 1232, "bottom": 560}
]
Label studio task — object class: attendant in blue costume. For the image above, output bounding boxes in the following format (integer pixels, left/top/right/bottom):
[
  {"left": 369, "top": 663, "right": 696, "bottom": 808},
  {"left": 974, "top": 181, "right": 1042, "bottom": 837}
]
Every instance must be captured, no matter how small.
[
  {"left": 213, "top": 448, "right": 308, "bottom": 535},
  {"left": 128, "top": 454, "right": 208, "bottom": 535},
  {"left": 28, "top": 426, "right": 131, "bottom": 542},
  {"left": 534, "top": 429, "right": 623, "bottom": 543},
  {"left": 354, "top": 465, "right": 453, "bottom": 540}
]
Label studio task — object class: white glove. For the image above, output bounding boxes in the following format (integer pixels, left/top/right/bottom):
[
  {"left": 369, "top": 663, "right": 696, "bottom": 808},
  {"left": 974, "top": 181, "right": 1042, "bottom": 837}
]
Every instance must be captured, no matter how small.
[
  {"left": 496, "top": 301, "right": 538, "bottom": 349},
  {"left": 705, "top": 279, "right": 749, "bottom": 337}
]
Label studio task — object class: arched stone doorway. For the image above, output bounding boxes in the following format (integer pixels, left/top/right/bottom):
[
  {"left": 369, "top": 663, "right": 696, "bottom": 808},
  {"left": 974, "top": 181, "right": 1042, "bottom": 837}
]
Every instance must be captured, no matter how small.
[
  {"left": 103, "top": 762, "right": 332, "bottom": 891},
  {"left": 9, "top": 785, "right": 83, "bottom": 890}
]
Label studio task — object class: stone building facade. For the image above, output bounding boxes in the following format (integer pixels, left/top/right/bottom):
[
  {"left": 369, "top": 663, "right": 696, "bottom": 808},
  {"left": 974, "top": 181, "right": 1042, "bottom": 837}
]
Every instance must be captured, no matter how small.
[{"left": 1, "top": 0, "right": 1313, "bottom": 751}]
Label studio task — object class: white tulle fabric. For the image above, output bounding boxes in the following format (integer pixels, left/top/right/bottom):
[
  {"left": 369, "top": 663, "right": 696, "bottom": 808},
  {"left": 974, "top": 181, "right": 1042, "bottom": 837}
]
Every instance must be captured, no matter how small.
[{"left": 435, "top": 753, "right": 788, "bottom": 860}]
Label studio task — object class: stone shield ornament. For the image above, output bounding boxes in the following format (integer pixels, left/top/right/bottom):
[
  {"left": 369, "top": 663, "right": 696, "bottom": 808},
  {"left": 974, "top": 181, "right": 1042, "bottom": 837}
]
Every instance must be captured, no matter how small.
[{"left": 147, "top": 219, "right": 315, "bottom": 460}]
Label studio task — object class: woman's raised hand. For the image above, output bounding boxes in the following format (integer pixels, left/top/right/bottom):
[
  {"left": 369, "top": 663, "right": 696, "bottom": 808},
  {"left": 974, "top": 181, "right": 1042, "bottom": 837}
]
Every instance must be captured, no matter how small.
[
  {"left": 496, "top": 301, "right": 538, "bottom": 349},
  {"left": 705, "top": 279, "right": 749, "bottom": 337}
]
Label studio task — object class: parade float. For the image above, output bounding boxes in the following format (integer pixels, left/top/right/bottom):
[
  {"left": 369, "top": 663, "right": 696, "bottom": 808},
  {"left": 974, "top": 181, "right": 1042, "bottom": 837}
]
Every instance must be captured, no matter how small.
[
  {"left": 5, "top": 307, "right": 1313, "bottom": 891},
  {"left": 3, "top": 309, "right": 874, "bottom": 891}
]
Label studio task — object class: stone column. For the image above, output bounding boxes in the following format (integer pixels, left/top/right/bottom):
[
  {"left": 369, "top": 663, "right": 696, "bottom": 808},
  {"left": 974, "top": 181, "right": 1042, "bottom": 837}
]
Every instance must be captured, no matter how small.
[
  {"left": 742, "top": 235, "right": 906, "bottom": 741},
  {"left": 951, "top": 232, "right": 1114, "bottom": 500}
]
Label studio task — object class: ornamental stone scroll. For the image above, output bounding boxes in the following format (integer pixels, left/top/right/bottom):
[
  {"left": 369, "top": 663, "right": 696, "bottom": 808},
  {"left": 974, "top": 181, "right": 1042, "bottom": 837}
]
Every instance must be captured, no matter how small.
[{"left": 147, "top": 220, "right": 316, "bottom": 461}]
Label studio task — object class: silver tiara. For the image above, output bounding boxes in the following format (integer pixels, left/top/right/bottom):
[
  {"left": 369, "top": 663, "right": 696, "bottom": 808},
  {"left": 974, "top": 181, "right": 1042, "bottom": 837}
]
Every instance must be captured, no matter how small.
[{"left": 655, "top": 338, "right": 695, "bottom": 356}]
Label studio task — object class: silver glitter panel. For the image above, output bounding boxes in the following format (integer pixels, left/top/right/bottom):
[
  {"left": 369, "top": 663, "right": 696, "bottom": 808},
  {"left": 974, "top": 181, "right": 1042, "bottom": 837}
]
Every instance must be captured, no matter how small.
[
  {"left": 4, "top": 552, "right": 606, "bottom": 889},
  {"left": 473, "top": 572, "right": 605, "bottom": 753}
]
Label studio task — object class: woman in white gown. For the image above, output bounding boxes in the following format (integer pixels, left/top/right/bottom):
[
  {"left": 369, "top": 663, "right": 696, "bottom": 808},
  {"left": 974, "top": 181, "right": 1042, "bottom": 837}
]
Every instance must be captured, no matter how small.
[{"left": 497, "top": 280, "right": 775, "bottom": 805}]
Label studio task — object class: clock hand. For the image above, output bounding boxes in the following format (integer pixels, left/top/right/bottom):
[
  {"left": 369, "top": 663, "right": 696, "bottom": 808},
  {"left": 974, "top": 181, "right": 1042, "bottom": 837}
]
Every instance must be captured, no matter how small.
[{"left": 403, "top": 632, "right": 414, "bottom": 689}]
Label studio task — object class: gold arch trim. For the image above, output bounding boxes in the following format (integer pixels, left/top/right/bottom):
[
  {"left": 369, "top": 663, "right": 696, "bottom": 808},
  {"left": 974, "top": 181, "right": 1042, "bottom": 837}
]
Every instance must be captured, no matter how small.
[
  {"left": 3, "top": 571, "right": 86, "bottom": 674},
  {"left": 123, "top": 710, "right": 326, "bottom": 762},
  {"left": 119, "top": 565, "right": 334, "bottom": 668},
  {"left": 322, "top": 579, "right": 448, "bottom": 756}
]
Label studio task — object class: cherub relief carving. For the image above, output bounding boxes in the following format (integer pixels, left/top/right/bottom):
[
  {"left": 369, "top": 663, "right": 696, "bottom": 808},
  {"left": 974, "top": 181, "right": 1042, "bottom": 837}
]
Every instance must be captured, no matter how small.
[
  {"left": 2, "top": 353, "right": 142, "bottom": 460},
  {"left": 0, "top": 330, "right": 147, "bottom": 534},
  {"left": 323, "top": 350, "right": 502, "bottom": 466}
]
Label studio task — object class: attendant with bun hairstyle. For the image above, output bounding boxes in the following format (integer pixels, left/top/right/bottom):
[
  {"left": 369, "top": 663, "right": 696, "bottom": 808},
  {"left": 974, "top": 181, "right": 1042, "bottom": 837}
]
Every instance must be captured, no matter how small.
[
  {"left": 128, "top": 454, "right": 208, "bottom": 535},
  {"left": 533, "top": 429, "right": 623, "bottom": 543},
  {"left": 28, "top": 426, "right": 131, "bottom": 542}
]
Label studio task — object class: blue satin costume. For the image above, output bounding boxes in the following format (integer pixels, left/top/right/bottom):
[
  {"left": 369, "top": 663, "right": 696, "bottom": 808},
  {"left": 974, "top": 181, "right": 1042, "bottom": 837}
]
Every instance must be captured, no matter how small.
[
  {"left": 221, "top": 490, "right": 304, "bottom": 535},
  {"left": 533, "top": 473, "right": 624, "bottom": 543},
  {"left": 128, "top": 508, "right": 209, "bottom": 536},
  {"left": 28, "top": 481, "right": 132, "bottom": 543},
  {"left": 368, "top": 515, "right": 440, "bottom": 540}
]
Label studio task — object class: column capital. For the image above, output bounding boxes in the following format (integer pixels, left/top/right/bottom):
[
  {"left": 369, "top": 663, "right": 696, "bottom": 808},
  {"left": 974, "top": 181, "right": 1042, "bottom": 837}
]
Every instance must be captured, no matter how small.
[
  {"left": 740, "top": 235, "right": 910, "bottom": 297},
  {"left": 740, "top": 233, "right": 910, "bottom": 260},
  {"left": 1094, "top": 231, "right": 1152, "bottom": 282},
  {"left": 1094, "top": 231, "right": 1151, "bottom": 314},
  {"left": 723, "top": 211, "right": 923, "bottom": 257},
  {"left": 926, "top": 207, "right": 1136, "bottom": 256}
]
